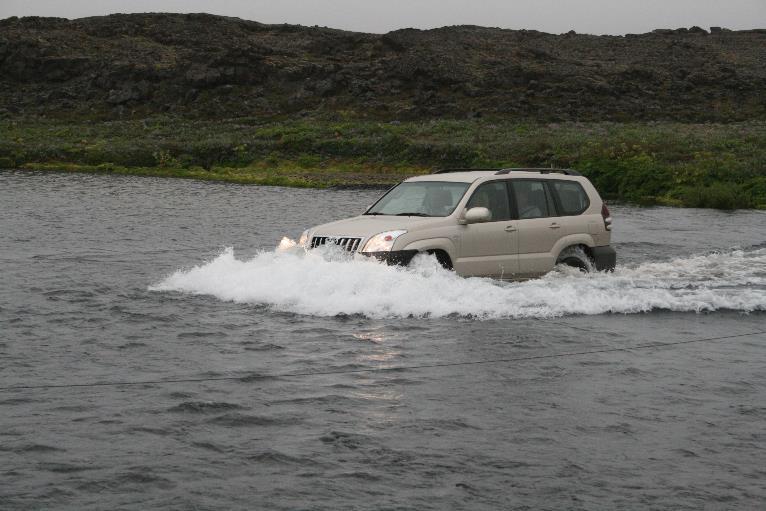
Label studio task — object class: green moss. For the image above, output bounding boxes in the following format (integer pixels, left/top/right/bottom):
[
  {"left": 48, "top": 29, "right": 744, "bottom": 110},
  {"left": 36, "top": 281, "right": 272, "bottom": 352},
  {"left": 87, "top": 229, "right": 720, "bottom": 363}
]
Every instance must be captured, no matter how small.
[
  {"left": 676, "top": 183, "right": 755, "bottom": 210},
  {"left": 3, "top": 118, "right": 765, "bottom": 209}
]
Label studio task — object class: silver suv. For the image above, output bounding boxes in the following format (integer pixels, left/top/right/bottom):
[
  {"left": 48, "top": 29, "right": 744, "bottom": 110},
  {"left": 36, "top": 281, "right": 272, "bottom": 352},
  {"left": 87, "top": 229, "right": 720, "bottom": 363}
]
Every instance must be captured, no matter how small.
[{"left": 298, "top": 168, "right": 616, "bottom": 279}]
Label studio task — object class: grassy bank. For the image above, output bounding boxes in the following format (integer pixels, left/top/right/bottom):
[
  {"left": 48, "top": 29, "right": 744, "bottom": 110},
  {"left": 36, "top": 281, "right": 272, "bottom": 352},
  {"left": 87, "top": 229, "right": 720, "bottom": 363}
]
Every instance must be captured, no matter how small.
[{"left": 2, "top": 118, "right": 765, "bottom": 209}]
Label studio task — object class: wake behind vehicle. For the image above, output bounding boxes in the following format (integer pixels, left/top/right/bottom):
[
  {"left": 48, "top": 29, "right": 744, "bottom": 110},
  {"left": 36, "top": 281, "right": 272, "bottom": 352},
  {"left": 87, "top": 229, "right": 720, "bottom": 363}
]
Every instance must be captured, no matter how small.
[{"left": 298, "top": 168, "right": 616, "bottom": 279}]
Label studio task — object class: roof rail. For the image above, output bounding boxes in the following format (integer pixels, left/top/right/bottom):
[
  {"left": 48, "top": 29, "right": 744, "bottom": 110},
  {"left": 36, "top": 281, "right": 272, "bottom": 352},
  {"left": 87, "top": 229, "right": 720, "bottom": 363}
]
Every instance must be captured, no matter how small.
[
  {"left": 494, "top": 168, "right": 582, "bottom": 176},
  {"left": 433, "top": 168, "right": 502, "bottom": 174},
  {"left": 433, "top": 167, "right": 583, "bottom": 176}
]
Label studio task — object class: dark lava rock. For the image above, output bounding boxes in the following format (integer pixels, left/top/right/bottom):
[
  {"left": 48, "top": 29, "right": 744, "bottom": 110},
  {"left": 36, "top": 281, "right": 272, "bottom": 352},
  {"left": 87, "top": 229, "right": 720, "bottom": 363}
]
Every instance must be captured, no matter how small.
[{"left": 0, "top": 13, "right": 764, "bottom": 121}]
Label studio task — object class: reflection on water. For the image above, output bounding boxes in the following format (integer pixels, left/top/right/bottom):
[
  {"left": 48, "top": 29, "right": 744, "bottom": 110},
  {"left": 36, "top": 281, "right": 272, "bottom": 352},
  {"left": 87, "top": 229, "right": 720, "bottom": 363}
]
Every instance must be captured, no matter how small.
[{"left": 352, "top": 331, "right": 388, "bottom": 344}]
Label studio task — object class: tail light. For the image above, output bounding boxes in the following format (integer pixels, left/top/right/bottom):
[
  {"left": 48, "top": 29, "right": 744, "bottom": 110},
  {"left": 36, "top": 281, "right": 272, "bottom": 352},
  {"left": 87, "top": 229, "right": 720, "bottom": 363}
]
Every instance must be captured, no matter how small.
[{"left": 601, "top": 203, "right": 612, "bottom": 231}]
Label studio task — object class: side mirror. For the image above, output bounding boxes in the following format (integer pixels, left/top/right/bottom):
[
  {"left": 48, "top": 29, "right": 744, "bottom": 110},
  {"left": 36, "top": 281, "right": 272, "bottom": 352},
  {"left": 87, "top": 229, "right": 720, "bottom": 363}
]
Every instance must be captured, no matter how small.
[{"left": 462, "top": 207, "right": 492, "bottom": 224}]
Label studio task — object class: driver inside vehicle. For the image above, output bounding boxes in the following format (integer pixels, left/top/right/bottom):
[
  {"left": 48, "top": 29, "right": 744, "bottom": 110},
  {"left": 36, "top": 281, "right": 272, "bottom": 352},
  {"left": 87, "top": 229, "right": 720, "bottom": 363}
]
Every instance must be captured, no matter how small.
[
  {"left": 422, "top": 188, "right": 455, "bottom": 217},
  {"left": 467, "top": 189, "right": 493, "bottom": 220}
]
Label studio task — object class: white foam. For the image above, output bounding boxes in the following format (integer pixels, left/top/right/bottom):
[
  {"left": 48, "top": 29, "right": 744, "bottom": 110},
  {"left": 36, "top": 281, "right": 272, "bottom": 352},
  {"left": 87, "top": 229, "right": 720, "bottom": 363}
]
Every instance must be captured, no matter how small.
[{"left": 150, "top": 244, "right": 766, "bottom": 319}]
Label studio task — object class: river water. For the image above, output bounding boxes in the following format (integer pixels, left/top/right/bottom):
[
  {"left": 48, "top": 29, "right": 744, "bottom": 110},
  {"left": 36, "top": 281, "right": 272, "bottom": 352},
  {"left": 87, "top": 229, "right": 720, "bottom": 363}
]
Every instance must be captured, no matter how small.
[{"left": 1, "top": 170, "right": 765, "bottom": 510}]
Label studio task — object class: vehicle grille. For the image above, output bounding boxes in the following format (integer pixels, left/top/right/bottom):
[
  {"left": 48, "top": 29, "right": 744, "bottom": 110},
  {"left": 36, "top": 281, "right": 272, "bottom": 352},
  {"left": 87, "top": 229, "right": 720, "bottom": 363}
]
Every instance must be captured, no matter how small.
[{"left": 310, "top": 236, "right": 363, "bottom": 252}]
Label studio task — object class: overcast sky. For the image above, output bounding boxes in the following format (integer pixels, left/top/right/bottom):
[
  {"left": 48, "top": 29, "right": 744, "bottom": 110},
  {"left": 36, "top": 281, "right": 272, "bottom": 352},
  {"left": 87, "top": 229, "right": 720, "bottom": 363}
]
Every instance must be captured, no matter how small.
[{"left": 1, "top": 0, "right": 764, "bottom": 35}]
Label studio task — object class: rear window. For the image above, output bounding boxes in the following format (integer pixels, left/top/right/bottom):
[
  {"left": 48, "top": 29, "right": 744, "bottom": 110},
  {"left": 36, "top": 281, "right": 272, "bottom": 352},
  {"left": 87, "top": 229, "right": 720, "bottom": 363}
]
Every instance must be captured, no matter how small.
[
  {"left": 512, "top": 180, "right": 555, "bottom": 219},
  {"left": 551, "top": 181, "right": 590, "bottom": 216}
]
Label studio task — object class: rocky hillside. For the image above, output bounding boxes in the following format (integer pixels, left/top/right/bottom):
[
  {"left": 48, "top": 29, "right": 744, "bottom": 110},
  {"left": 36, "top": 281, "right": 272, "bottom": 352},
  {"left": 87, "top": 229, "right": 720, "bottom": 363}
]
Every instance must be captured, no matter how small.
[{"left": 0, "top": 13, "right": 764, "bottom": 121}]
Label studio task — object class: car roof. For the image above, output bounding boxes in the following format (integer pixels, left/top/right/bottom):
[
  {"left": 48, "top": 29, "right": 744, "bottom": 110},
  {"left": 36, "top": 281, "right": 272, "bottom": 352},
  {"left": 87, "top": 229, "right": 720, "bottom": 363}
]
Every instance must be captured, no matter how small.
[
  {"left": 406, "top": 169, "right": 584, "bottom": 184},
  {"left": 407, "top": 171, "right": 497, "bottom": 183}
]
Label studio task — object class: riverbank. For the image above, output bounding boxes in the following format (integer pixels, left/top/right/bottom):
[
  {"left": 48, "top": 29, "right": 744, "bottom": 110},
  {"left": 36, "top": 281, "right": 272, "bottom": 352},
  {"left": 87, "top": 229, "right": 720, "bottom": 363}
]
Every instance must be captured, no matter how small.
[
  {"left": 12, "top": 162, "right": 417, "bottom": 189},
  {"left": 2, "top": 118, "right": 765, "bottom": 209}
]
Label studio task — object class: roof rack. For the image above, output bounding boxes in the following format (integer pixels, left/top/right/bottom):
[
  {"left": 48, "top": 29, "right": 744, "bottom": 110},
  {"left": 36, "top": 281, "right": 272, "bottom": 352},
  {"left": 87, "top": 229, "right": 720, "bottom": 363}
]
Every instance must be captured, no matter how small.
[
  {"left": 433, "top": 167, "right": 582, "bottom": 176},
  {"left": 494, "top": 168, "right": 582, "bottom": 176},
  {"left": 433, "top": 168, "right": 502, "bottom": 174}
]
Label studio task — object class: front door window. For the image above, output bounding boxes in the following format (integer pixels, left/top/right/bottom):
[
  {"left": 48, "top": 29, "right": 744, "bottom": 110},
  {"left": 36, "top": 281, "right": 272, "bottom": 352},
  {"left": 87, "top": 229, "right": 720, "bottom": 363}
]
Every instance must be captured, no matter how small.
[{"left": 466, "top": 181, "right": 511, "bottom": 221}]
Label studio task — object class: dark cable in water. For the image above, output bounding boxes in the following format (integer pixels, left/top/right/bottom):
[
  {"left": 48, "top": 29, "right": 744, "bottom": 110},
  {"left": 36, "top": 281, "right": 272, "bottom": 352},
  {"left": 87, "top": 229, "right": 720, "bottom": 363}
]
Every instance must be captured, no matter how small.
[{"left": 1, "top": 329, "right": 764, "bottom": 392}]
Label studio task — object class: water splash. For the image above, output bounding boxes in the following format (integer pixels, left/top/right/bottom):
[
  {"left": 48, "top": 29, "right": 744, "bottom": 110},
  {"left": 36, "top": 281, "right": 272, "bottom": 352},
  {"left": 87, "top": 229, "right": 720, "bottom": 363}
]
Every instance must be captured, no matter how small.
[{"left": 150, "top": 244, "right": 766, "bottom": 319}]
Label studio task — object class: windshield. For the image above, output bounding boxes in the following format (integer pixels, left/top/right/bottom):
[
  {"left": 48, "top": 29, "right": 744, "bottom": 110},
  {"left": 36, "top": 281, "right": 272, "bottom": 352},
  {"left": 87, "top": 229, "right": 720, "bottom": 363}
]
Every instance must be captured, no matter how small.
[{"left": 366, "top": 181, "right": 471, "bottom": 217}]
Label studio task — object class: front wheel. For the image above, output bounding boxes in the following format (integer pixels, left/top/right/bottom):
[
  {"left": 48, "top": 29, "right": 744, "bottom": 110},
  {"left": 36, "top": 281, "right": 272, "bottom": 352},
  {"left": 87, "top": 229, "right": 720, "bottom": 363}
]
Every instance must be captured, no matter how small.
[
  {"left": 425, "top": 249, "right": 453, "bottom": 270},
  {"left": 556, "top": 246, "right": 595, "bottom": 272}
]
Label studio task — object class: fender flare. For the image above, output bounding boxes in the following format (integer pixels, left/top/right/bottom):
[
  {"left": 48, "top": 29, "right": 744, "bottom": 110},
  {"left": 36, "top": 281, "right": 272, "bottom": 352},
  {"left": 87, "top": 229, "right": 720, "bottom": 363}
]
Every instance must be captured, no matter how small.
[
  {"left": 400, "top": 237, "right": 458, "bottom": 263},
  {"left": 551, "top": 234, "right": 596, "bottom": 260}
]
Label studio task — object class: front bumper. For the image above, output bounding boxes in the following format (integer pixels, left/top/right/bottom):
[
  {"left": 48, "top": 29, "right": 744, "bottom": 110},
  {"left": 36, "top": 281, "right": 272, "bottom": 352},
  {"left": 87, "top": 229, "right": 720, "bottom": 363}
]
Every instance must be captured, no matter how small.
[
  {"left": 362, "top": 250, "right": 419, "bottom": 266},
  {"left": 591, "top": 246, "right": 617, "bottom": 272}
]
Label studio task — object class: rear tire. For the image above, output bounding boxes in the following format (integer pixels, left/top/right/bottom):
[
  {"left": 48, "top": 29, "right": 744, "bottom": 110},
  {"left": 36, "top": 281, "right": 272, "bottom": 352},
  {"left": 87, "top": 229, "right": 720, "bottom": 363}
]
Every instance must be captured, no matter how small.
[{"left": 556, "top": 246, "right": 595, "bottom": 272}]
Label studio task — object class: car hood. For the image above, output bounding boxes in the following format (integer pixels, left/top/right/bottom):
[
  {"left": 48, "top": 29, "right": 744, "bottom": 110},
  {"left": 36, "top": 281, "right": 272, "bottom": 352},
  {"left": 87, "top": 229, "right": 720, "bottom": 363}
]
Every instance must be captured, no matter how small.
[{"left": 310, "top": 215, "right": 440, "bottom": 238}]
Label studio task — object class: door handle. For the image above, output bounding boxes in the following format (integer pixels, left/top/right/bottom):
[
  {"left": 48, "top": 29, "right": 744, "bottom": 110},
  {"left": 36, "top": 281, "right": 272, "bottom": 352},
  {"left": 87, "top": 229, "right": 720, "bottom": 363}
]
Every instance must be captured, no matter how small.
[
  {"left": 504, "top": 225, "right": 517, "bottom": 232},
  {"left": 549, "top": 223, "right": 561, "bottom": 229}
]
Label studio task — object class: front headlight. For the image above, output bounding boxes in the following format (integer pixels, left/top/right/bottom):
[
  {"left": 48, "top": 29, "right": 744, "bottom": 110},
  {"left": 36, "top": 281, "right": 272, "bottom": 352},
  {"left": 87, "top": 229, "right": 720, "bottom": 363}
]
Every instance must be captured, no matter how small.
[
  {"left": 362, "top": 230, "right": 407, "bottom": 253},
  {"left": 298, "top": 230, "right": 310, "bottom": 248}
]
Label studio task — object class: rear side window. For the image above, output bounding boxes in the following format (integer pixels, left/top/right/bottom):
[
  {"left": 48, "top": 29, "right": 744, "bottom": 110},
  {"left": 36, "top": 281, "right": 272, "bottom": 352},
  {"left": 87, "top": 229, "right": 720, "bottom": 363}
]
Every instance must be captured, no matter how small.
[
  {"left": 466, "top": 181, "right": 511, "bottom": 221},
  {"left": 512, "top": 180, "right": 554, "bottom": 219},
  {"left": 551, "top": 181, "right": 590, "bottom": 216}
]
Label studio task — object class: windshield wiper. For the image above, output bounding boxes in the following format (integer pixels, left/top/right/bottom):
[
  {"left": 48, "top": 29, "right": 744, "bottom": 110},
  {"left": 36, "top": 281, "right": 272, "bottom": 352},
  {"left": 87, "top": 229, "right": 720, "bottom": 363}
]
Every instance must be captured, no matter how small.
[
  {"left": 395, "top": 212, "right": 433, "bottom": 217},
  {"left": 364, "top": 212, "right": 386, "bottom": 215}
]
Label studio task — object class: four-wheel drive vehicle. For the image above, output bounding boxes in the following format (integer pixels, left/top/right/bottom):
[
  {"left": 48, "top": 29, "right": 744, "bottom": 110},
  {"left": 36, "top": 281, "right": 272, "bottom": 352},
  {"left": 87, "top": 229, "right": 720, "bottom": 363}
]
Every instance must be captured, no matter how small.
[{"left": 297, "top": 168, "right": 616, "bottom": 279}]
